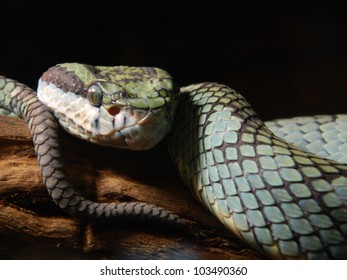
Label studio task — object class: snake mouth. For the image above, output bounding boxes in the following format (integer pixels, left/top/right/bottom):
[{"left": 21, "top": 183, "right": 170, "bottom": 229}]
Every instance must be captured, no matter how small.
[
  {"left": 92, "top": 105, "right": 171, "bottom": 150},
  {"left": 102, "top": 105, "right": 149, "bottom": 130},
  {"left": 103, "top": 100, "right": 169, "bottom": 132}
]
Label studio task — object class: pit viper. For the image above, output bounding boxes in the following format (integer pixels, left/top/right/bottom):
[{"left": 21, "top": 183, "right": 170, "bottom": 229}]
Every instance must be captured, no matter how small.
[{"left": 0, "top": 63, "right": 346, "bottom": 259}]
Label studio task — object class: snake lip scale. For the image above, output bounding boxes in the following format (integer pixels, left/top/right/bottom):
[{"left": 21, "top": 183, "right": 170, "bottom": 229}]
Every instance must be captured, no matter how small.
[{"left": 1, "top": 63, "right": 347, "bottom": 260}]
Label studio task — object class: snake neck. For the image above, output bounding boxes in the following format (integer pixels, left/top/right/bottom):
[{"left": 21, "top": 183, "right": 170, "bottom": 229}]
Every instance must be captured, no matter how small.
[
  {"left": 169, "top": 82, "right": 265, "bottom": 189},
  {"left": 168, "top": 82, "right": 347, "bottom": 259}
]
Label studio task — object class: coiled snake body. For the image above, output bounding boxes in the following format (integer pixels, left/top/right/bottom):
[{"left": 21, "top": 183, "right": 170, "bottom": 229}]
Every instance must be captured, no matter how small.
[{"left": 1, "top": 63, "right": 346, "bottom": 259}]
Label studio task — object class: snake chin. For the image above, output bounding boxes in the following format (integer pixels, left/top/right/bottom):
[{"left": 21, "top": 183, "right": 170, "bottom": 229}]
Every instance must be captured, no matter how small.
[{"left": 37, "top": 79, "right": 173, "bottom": 150}]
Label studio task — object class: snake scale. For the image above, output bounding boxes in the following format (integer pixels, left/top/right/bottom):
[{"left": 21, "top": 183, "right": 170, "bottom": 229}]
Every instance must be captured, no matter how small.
[{"left": 0, "top": 63, "right": 346, "bottom": 259}]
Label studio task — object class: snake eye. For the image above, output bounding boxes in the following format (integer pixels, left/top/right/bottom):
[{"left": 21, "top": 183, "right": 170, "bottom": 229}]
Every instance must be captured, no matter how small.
[{"left": 87, "top": 84, "right": 103, "bottom": 106}]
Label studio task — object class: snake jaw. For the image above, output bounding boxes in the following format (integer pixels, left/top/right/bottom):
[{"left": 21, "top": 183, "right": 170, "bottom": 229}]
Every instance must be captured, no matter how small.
[{"left": 37, "top": 79, "right": 174, "bottom": 150}]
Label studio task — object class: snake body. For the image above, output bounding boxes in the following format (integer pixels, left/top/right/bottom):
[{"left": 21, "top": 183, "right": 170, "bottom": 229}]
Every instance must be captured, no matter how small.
[{"left": 1, "top": 63, "right": 347, "bottom": 259}]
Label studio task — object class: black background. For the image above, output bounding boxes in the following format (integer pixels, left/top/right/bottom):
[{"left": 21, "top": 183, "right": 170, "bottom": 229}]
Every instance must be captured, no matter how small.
[{"left": 1, "top": 0, "right": 347, "bottom": 120}]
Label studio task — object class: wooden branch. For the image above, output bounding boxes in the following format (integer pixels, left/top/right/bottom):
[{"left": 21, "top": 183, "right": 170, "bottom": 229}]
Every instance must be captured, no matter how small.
[{"left": 0, "top": 114, "right": 262, "bottom": 259}]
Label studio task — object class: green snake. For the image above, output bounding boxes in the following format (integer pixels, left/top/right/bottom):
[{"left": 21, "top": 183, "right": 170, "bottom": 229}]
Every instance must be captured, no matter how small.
[{"left": 1, "top": 63, "right": 346, "bottom": 259}]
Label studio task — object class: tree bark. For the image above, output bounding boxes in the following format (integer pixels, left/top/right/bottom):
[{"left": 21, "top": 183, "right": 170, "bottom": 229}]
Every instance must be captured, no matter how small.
[{"left": 0, "top": 114, "right": 262, "bottom": 259}]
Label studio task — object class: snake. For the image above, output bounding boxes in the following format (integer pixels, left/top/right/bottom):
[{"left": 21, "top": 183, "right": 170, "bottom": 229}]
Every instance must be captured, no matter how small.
[{"left": 0, "top": 63, "right": 346, "bottom": 260}]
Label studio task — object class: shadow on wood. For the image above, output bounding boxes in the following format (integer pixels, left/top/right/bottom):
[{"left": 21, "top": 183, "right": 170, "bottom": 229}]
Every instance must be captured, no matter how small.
[{"left": 0, "top": 114, "right": 262, "bottom": 259}]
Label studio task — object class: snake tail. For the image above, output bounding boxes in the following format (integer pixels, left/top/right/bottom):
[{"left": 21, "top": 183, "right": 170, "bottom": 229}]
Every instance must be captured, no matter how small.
[{"left": 0, "top": 76, "right": 191, "bottom": 228}]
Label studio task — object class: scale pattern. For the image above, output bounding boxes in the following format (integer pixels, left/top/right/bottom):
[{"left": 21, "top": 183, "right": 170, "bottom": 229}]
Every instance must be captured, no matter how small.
[
  {"left": 168, "top": 83, "right": 347, "bottom": 259},
  {"left": 266, "top": 115, "right": 347, "bottom": 163},
  {"left": 0, "top": 75, "right": 191, "bottom": 229},
  {"left": 2, "top": 66, "right": 347, "bottom": 259}
]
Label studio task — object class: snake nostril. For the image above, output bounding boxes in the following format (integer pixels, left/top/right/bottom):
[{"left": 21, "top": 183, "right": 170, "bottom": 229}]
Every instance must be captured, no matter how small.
[
  {"left": 120, "top": 91, "right": 128, "bottom": 98},
  {"left": 107, "top": 106, "right": 121, "bottom": 116}
]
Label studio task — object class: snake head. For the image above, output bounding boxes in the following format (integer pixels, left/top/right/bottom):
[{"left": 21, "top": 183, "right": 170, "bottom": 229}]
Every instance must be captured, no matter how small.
[{"left": 37, "top": 63, "right": 179, "bottom": 150}]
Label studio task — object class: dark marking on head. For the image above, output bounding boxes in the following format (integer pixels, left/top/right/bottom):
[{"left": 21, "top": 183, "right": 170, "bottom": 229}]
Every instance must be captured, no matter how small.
[{"left": 41, "top": 65, "right": 86, "bottom": 95}]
